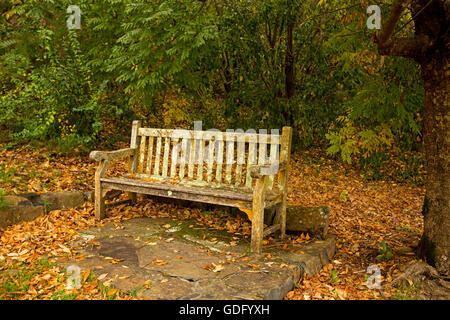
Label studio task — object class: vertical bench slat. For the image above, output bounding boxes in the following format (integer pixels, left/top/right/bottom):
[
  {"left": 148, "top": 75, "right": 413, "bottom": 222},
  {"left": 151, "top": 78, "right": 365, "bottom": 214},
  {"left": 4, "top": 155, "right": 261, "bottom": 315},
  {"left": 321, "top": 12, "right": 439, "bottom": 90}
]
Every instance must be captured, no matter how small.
[
  {"left": 197, "top": 136, "right": 205, "bottom": 181},
  {"left": 162, "top": 137, "right": 170, "bottom": 177},
  {"left": 245, "top": 137, "right": 257, "bottom": 188},
  {"left": 179, "top": 137, "right": 188, "bottom": 179},
  {"left": 225, "top": 133, "right": 234, "bottom": 184},
  {"left": 215, "top": 135, "right": 224, "bottom": 183},
  {"left": 170, "top": 138, "right": 180, "bottom": 178},
  {"left": 188, "top": 136, "right": 195, "bottom": 178},
  {"left": 154, "top": 136, "right": 162, "bottom": 176},
  {"left": 146, "top": 136, "right": 154, "bottom": 175},
  {"left": 258, "top": 137, "right": 267, "bottom": 166},
  {"left": 138, "top": 135, "right": 147, "bottom": 173},
  {"left": 267, "top": 140, "right": 278, "bottom": 189},
  {"left": 129, "top": 120, "right": 141, "bottom": 174},
  {"left": 206, "top": 138, "right": 215, "bottom": 183},
  {"left": 235, "top": 136, "right": 245, "bottom": 186}
]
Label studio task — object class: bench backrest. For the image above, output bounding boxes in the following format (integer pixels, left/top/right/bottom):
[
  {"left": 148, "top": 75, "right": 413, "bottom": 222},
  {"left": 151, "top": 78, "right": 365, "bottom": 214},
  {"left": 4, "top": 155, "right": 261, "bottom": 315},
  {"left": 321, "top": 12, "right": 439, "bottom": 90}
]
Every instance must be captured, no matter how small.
[{"left": 129, "top": 121, "right": 292, "bottom": 190}]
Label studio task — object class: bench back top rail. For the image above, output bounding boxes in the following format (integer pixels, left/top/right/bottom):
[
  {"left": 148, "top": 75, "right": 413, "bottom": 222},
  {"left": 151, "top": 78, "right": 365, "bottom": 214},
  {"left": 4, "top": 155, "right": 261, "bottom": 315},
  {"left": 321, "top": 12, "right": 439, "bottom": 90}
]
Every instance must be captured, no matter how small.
[{"left": 128, "top": 121, "right": 292, "bottom": 190}]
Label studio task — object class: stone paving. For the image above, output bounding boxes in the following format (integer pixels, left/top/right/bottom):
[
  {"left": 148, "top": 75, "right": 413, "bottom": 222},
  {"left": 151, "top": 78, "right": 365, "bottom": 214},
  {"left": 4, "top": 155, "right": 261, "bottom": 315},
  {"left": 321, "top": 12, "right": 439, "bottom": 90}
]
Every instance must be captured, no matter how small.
[{"left": 62, "top": 217, "right": 335, "bottom": 300}]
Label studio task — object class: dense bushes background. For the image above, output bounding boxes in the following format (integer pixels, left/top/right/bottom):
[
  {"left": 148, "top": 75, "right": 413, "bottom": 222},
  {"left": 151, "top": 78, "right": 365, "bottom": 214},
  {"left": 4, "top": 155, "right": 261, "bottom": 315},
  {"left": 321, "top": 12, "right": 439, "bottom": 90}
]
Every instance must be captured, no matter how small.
[{"left": 0, "top": 0, "right": 425, "bottom": 179}]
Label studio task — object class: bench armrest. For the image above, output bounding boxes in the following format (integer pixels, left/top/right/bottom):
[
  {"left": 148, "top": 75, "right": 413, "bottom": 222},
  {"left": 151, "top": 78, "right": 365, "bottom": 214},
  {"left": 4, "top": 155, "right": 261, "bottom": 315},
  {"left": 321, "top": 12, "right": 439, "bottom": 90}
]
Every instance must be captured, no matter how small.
[
  {"left": 249, "top": 161, "right": 288, "bottom": 178},
  {"left": 89, "top": 148, "right": 137, "bottom": 162}
]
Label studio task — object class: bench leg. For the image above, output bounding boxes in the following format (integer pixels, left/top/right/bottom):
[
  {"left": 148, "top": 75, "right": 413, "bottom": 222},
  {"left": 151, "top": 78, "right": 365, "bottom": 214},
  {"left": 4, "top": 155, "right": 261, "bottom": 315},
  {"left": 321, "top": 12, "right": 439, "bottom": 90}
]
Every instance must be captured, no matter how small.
[
  {"left": 251, "top": 206, "right": 264, "bottom": 254},
  {"left": 279, "top": 201, "right": 287, "bottom": 239},
  {"left": 94, "top": 160, "right": 108, "bottom": 220},
  {"left": 94, "top": 183, "right": 105, "bottom": 220},
  {"left": 273, "top": 199, "right": 287, "bottom": 239},
  {"left": 251, "top": 177, "right": 266, "bottom": 254}
]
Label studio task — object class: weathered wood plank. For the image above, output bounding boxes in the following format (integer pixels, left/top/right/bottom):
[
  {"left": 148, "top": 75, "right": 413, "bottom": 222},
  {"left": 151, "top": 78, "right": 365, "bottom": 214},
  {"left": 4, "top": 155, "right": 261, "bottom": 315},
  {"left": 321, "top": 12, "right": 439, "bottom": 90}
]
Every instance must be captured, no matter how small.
[
  {"left": 188, "top": 137, "right": 195, "bottom": 178},
  {"left": 138, "top": 135, "right": 147, "bottom": 173},
  {"left": 273, "top": 126, "right": 292, "bottom": 239},
  {"left": 236, "top": 137, "right": 245, "bottom": 186},
  {"left": 263, "top": 224, "right": 281, "bottom": 237},
  {"left": 128, "top": 120, "right": 141, "bottom": 202},
  {"left": 154, "top": 137, "right": 162, "bottom": 176},
  {"left": 130, "top": 120, "right": 141, "bottom": 149},
  {"left": 105, "top": 199, "right": 132, "bottom": 208},
  {"left": 146, "top": 136, "right": 154, "bottom": 174},
  {"left": 267, "top": 142, "right": 278, "bottom": 189},
  {"left": 162, "top": 137, "right": 170, "bottom": 177},
  {"left": 250, "top": 175, "right": 267, "bottom": 253},
  {"left": 102, "top": 181, "right": 253, "bottom": 210},
  {"left": 245, "top": 138, "right": 257, "bottom": 188},
  {"left": 215, "top": 135, "right": 224, "bottom": 183},
  {"left": 179, "top": 137, "right": 188, "bottom": 179},
  {"left": 94, "top": 159, "right": 109, "bottom": 220},
  {"left": 90, "top": 148, "right": 136, "bottom": 162},
  {"left": 170, "top": 138, "right": 180, "bottom": 178},
  {"left": 138, "top": 127, "right": 281, "bottom": 142},
  {"left": 197, "top": 138, "right": 205, "bottom": 181},
  {"left": 225, "top": 133, "right": 234, "bottom": 184},
  {"left": 258, "top": 138, "right": 267, "bottom": 166},
  {"left": 206, "top": 139, "right": 215, "bottom": 183},
  {"left": 129, "top": 120, "right": 141, "bottom": 174},
  {"left": 100, "top": 177, "right": 254, "bottom": 202}
]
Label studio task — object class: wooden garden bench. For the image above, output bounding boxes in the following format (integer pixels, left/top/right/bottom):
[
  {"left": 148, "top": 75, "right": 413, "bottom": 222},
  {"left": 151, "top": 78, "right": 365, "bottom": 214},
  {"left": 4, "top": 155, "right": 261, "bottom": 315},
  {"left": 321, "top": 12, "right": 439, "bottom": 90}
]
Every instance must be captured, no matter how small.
[{"left": 90, "top": 120, "right": 292, "bottom": 253}]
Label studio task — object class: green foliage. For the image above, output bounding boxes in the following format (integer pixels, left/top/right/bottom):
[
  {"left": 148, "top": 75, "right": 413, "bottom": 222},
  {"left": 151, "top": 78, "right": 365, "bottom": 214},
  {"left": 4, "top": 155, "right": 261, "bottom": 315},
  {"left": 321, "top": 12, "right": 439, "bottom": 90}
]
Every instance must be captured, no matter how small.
[
  {"left": 0, "top": 0, "right": 130, "bottom": 151},
  {"left": 52, "top": 289, "right": 78, "bottom": 300},
  {"left": 0, "top": 0, "right": 425, "bottom": 175},
  {"left": 1, "top": 31, "right": 104, "bottom": 149},
  {"left": 377, "top": 240, "right": 394, "bottom": 261},
  {"left": 329, "top": 269, "right": 339, "bottom": 283}
]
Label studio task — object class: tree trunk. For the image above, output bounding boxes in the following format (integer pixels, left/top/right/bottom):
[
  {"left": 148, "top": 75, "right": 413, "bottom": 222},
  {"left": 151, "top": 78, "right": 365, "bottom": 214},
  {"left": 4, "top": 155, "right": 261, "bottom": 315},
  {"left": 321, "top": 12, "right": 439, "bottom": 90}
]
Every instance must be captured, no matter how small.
[
  {"left": 374, "top": 0, "right": 450, "bottom": 276},
  {"left": 417, "top": 56, "right": 450, "bottom": 275}
]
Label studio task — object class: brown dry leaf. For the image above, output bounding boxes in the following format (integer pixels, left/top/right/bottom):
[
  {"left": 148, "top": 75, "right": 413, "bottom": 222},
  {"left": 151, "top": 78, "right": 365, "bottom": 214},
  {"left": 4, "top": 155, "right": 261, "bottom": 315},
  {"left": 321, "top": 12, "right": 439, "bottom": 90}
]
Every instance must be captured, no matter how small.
[{"left": 152, "top": 259, "right": 168, "bottom": 266}]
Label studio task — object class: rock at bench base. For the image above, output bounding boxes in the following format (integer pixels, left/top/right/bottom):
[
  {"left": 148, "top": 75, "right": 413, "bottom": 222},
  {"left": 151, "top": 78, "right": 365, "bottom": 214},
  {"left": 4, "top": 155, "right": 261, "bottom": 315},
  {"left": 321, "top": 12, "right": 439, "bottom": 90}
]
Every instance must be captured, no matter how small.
[
  {"left": 0, "top": 191, "right": 87, "bottom": 229},
  {"left": 39, "top": 191, "right": 85, "bottom": 211},
  {"left": 0, "top": 195, "right": 44, "bottom": 229},
  {"left": 265, "top": 205, "right": 330, "bottom": 238},
  {"left": 286, "top": 206, "right": 329, "bottom": 238}
]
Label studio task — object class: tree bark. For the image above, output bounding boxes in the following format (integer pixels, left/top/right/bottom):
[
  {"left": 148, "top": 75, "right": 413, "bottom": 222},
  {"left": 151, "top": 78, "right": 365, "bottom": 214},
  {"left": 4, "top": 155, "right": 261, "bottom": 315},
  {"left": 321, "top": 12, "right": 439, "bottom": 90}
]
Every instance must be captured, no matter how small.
[
  {"left": 374, "top": 0, "right": 450, "bottom": 275},
  {"left": 417, "top": 56, "right": 450, "bottom": 275}
]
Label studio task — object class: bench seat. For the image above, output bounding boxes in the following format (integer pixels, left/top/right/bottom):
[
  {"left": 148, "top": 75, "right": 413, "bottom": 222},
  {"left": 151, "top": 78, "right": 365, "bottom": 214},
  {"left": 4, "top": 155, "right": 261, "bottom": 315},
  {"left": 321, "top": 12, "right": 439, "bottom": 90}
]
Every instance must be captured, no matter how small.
[{"left": 101, "top": 176, "right": 283, "bottom": 209}]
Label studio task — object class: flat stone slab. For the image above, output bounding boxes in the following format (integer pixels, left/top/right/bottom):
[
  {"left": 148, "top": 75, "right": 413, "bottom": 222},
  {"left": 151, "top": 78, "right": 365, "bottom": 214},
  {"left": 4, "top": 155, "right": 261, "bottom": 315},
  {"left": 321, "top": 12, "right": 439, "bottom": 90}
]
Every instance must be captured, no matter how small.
[
  {"left": 62, "top": 217, "right": 335, "bottom": 300},
  {"left": 0, "top": 191, "right": 88, "bottom": 229}
]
